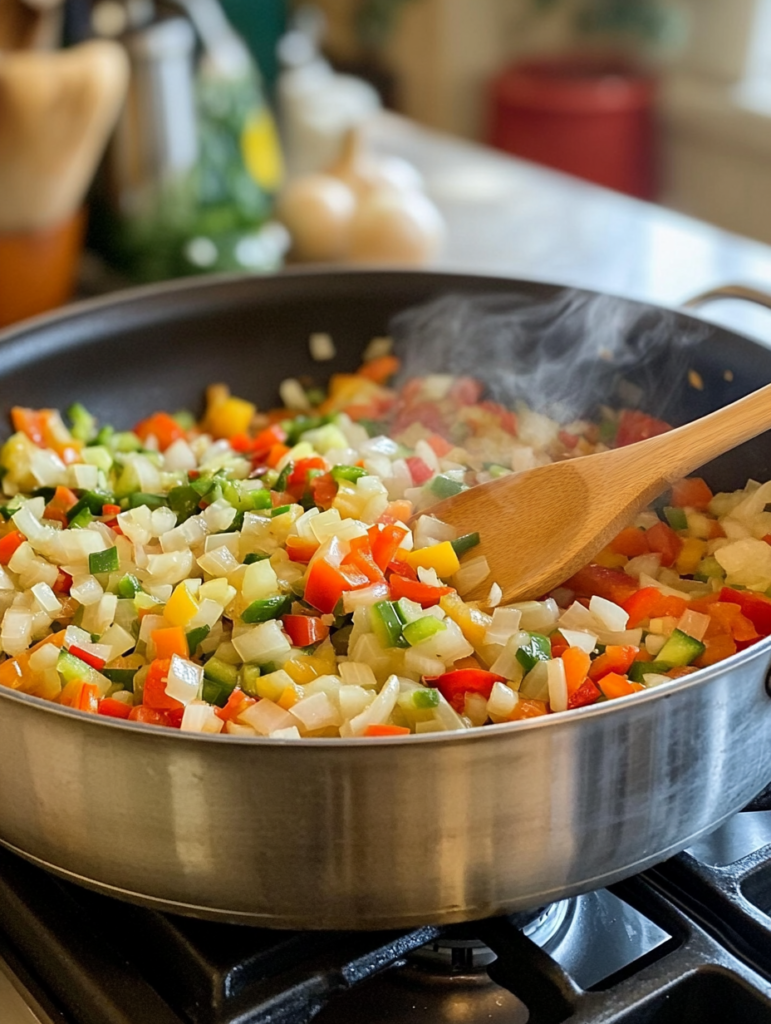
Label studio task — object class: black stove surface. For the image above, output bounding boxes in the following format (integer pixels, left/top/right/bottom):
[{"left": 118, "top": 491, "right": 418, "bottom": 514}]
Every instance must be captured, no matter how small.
[{"left": 1, "top": 812, "right": 771, "bottom": 1024}]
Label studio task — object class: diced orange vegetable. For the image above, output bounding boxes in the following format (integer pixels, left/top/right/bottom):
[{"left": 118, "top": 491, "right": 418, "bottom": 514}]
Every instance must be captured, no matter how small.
[
  {"left": 151, "top": 626, "right": 189, "bottom": 660},
  {"left": 706, "top": 602, "right": 760, "bottom": 643},
  {"left": 609, "top": 527, "right": 650, "bottom": 558},
  {"left": 509, "top": 698, "right": 549, "bottom": 721},
  {"left": 671, "top": 477, "right": 713, "bottom": 511},
  {"left": 694, "top": 633, "right": 738, "bottom": 667},
  {"left": 561, "top": 647, "right": 591, "bottom": 696},
  {"left": 206, "top": 397, "right": 256, "bottom": 440},
  {"left": 0, "top": 530, "right": 24, "bottom": 565},
  {"left": 426, "top": 433, "right": 454, "bottom": 458},
  {"left": 77, "top": 683, "right": 100, "bottom": 714},
  {"left": 589, "top": 645, "right": 638, "bottom": 682},
  {"left": 598, "top": 672, "right": 640, "bottom": 699},
  {"left": 622, "top": 587, "right": 688, "bottom": 628},
  {"left": 357, "top": 355, "right": 400, "bottom": 384},
  {"left": 363, "top": 723, "right": 411, "bottom": 737},
  {"left": 378, "top": 499, "right": 413, "bottom": 524},
  {"left": 285, "top": 536, "right": 319, "bottom": 563},
  {"left": 133, "top": 411, "right": 185, "bottom": 451},
  {"left": 266, "top": 443, "right": 291, "bottom": 468}
]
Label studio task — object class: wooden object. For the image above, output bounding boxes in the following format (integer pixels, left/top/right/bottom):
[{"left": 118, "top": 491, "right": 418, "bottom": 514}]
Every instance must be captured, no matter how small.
[
  {"left": 424, "top": 383, "right": 771, "bottom": 603},
  {"left": 0, "top": 40, "right": 129, "bottom": 232}
]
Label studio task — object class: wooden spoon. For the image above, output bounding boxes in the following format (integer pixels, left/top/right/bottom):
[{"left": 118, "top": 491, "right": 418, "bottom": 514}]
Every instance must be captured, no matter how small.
[{"left": 423, "top": 382, "right": 771, "bottom": 604}]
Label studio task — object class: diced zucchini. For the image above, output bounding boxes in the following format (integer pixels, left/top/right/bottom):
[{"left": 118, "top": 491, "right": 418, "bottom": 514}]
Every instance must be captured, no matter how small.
[{"left": 656, "top": 629, "right": 705, "bottom": 668}]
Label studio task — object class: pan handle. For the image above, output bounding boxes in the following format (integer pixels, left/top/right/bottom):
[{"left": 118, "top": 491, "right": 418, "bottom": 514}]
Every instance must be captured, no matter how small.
[{"left": 684, "top": 284, "right": 771, "bottom": 311}]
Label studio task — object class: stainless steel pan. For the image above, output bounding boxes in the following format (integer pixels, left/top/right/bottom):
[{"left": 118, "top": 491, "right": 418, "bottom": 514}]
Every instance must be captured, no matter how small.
[{"left": 0, "top": 270, "right": 770, "bottom": 930}]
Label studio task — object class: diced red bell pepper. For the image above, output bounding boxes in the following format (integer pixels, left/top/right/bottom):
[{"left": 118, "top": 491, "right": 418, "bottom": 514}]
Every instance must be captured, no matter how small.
[
  {"left": 563, "top": 564, "right": 638, "bottom": 605},
  {"left": 287, "top": 457, "right": 329, "bottom": 498},
  {"left": 426, "top": 668, "right": 508, "bottom": 713},
  {"left": 479, "top": 400, "right": 518, "bottom": 435},
  {"left": 558, "top": 429, "right": 579, "bottom": 450},
  {"left": 389, "top": 574, "right": 454, "bottom": 607},
  {"left": 342, "top": 545, "right": 385, "bottom": 585},
  {"left": 250, "top": 423, "right": 288, "bottom": 459},
  {"left": 671, "top": 477, "right": 713, "bottom": 510},
  {"left": 614, "top": 410, "right": 672, "bottom": 448},
  {"left": 369, "top": 523, "right": 409, "bottom": 571},
  {"left": 621, "top": 587, "right": 688, "bottom": 628},
  {"left": 405, "top": 456, "right": 434, "bottom": 486},
  {"left": 448, "top": 377, "right": 483, "bottom": 406},
  {"left": 310, "top": 472, "right": 338, "bottom": 510},
  {"left": 0, "top": 530, "right": 25, "bottom": 565},
  {"left": 304, "top": 557, "right": 371, "bottom": 614},
  {"left": 588, "top": 645, "right": 639, "bottom": 682},
  {"left": 128, "top": 705, "right": 181, "bottom": 727},
  {"left": 645, "top": 521, "right": 683, "bottom": 567},
  {"left": 720, "top": 587, "right": 771, "bottom": 637},
  {"left": 567, "top": 678, "right": 601, "bottom": 709},
  {"left": 214, "top": 687, "right": 257, "bottom": 722},
  {"left": 53, "top": 569, "right": 72, "bottom": 594},
  {"left": 133, "top": 412, "right": 185, "bottom": 451},
  {"left": 142, "top": 658, "right": 183, "bottom": 711},
  {"left": 68, "top": 644, "right": 107, "bottom": 671},
  {"left": 101, "top": 503, "right": 121, "bottom": 517},
  {"left": 98, "top": 698, "right": 132, "bottom": 720},
  {"left": 282, "top": 615, "right": 329, "bottom": 647}
]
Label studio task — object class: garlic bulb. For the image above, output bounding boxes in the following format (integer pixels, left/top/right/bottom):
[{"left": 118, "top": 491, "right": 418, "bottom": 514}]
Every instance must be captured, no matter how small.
[
  {"left": 275, "top": 174, "right": 356, "bottom": 262},
  {"left": 348, "top": 187, "right": 445, "bottom": 266}
]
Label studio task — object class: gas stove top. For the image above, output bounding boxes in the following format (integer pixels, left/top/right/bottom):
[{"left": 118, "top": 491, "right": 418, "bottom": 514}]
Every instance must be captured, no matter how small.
[{"left": 1, "top": 807, "right": 771, "bottom": 1024}]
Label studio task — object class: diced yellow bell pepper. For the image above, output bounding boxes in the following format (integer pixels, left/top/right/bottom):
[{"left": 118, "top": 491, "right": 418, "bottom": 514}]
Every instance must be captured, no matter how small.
[
  {"left": 677, "top": 536, "right": 707, "bottom": 576},
  {"left": 440, "top": 592, "right": 492, "bottom": 650},
  {"left": 283, "top": 656, "right": 323, "bottom": 685},
  {"left": 207, "top": 396, "right": 256, "bottom": 440},
  {"left": 163, "top": 582, "right": 200, "bottom": 627},
  {"left": 405, "top": 541, "right": 460, "bottom": 578},
  {"left": 255, "top": 669, "right": 295, "bottom": 701},
  {"left": 278, "top": 684, "right": 302, "bottom": 710},
  {"left": 594, "top": 547, "right": 628, "bottom": 570}
]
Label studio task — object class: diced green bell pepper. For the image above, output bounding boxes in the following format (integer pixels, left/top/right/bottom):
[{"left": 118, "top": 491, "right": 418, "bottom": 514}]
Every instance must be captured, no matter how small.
[
  {"left": 429, "top": 474, "right": 467, "bottom": 499},
  {"left": 515, "top": 632, "right": 552, "bottom": 673},
  {"left": 331, "top": 465, "right": 368, "bottom": 484},
  {"left": 241, "top": 594, "right": 292, "bottom": 624},
  {"left": 663, "top": 507, "right": 688, "bottom": 531},
  {"left": 89, "top": 547, "right": 119, "bottom": 575},
  {"left": 370, "top": 600, "right": 409, "bottom": 649},
  {"left": 402, "top": 616, "right": 447, "bottom": 646},
  {"left": 451, "top": 532, "right": 480, "bottom": 557}
]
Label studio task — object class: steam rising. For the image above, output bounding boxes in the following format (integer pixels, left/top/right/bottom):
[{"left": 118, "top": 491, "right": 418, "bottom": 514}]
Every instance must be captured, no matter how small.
[{"left": 389, "top": 290, "right": 710, "bottom": 423}]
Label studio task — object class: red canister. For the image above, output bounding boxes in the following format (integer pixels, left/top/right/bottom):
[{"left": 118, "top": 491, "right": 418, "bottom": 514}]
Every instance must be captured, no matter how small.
[{"left": 488, "top": 56, "right": 658, "bottom": 199}]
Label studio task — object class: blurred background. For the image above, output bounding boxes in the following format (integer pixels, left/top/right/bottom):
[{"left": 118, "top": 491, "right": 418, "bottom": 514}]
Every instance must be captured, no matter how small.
[{"left": 1, "top": 0, "right": 770, "bottom": 324}]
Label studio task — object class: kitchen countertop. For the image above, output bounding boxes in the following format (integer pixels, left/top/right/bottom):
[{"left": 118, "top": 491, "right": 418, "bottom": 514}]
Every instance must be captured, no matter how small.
[{"left": 365, "top": 113, "right": 771, "bottom": 344}]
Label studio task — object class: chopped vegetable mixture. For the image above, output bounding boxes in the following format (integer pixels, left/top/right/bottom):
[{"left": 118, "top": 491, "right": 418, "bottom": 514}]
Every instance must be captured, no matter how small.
[{"left": 0, "top": 350, "right": 767, "bottom": 738}]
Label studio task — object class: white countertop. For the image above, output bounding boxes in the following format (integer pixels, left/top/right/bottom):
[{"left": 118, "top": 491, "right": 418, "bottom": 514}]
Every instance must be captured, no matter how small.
[{"left": 366, "top": 113, "right": 771, "bottom": 345}]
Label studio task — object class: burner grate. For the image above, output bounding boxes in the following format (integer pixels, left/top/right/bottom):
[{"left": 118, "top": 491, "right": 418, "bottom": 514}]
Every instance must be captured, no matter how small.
[{"left": 2, "top": 836, "right": 771, "bottom": 1024}]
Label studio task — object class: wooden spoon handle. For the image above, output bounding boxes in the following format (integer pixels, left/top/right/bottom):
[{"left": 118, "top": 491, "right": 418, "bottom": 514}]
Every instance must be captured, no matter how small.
[{"left": 635, "top": 380, "right": 771, "bottom": 485}]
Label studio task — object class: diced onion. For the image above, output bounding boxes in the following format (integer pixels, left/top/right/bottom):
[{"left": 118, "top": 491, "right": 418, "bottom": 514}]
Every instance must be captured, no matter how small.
[
  {"left": 547, "top": 658, "right": 568, "bottom": 713},
  {"left": 165, "top": 655, "right": 203, "bottom": 705},
  {"left": 589, "top": 596, "right": 629, "bottom": 632},
  {"left": 558, "top": 628, "right": 597, "bottom": 654},
  {"left": 180, "top": 702, "right": 224, "bottom": 733},
  {"left": 452, "top": 555, "right": 490, "bottom": 597}
]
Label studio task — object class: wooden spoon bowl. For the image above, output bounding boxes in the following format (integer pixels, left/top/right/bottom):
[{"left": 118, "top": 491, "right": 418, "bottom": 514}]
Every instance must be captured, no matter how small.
[{"left": 424, "top": 381, "right": 771, "bottom": 603}]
